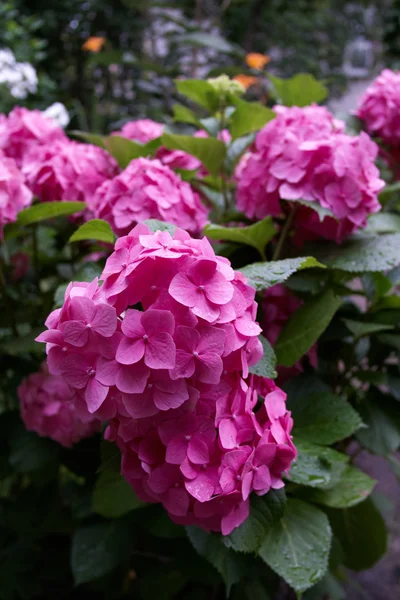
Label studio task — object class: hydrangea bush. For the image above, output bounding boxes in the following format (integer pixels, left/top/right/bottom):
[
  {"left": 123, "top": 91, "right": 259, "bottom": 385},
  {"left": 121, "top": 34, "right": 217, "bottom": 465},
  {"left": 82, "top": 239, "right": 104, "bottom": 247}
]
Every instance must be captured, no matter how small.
[{"left": 1, "top": 72, "right": 400, "bottom": 599}]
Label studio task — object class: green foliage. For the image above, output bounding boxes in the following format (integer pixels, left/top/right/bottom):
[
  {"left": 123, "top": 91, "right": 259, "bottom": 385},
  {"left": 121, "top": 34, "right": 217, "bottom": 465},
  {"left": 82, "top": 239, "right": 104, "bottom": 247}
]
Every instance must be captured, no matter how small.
[
  {"left": 248, "top": 335, "right": 277, "bottom": 379},
  {"left": 17, "top": 201, "right": 86, "bottom": 225},
  {"left": 103, "top": 135, "right": 161, "bottom": 168},
  {"left": 259, "top": 499, "right": 332, "bottom": 593},
  {"left": 69, "top": 219, "right": 116, "bottom": 244},
  {"left": 306, "top": 465, "right": 376, "bottom": 508},
  {"left": 230, "top": 99, "right": 275, "bottom": 140},
  {"left": 240, "top": 257, "right": 325, "bottom": 291},
  {"left": 93, "top": 470, "right": 143, "bottom": 518},
  {"left": 325, "top": 498, "right": 387, "bottom": 571},
  {"left": 269, "top": 73, "right": 328, "bottom": 107},
  {"left": 162, "top": 132, "right": 226, "bottom": 176},
  {"left": 204, "top": 217, "right": 277, "bottom": 260},
  {"left": 175, "top": 79, "right": 220, "bottom": 113},
  {"left": 356, "top": 391, "right": 400, "bottom": 456},
  {"left": 224, "top": 490, "right": 287, "bottom": 554},
  {"left": 275, "top": 289, "right": 342, "bottom": 367},
  {"left": 287, "top": 440, "right": 349, "bottom": 490}
]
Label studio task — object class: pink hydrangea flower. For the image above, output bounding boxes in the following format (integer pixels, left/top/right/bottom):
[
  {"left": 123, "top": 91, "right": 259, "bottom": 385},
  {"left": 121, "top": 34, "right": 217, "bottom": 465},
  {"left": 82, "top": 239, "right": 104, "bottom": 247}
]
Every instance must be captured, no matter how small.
[
  {"left": 356, "top": 69, "right": 400, "bottom": 147},
  {"left": 89, "top": 158, "right": 208, "bottom": 235},
  {"left": 0, "top": 107, "right": 67, "bottom": 166},
  {"left": 38, "top": 224, "right": 296, "bottom": 534},
  {"left": 18, "top": 363, "right": 100, "bottom": 448},
  {"left": 0, "top": 153, "right": 32, "bottom": 237},
  {"left": 236, "top": 105, "right": 384, "bottom": 243},
  {"left": 22, "top": 140, "right": 119, "bottom": 206},
  {"left": 112, "top": 119, "right": 164, "bottom": 144},
  {"left": 262, "top": 284, "right": 317, "bottom": 381}
]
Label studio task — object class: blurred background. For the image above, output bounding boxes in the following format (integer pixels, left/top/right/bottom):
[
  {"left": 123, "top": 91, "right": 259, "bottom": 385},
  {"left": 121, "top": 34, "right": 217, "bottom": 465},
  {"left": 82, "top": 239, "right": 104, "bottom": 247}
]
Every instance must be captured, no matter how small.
[{"left": 0, "top": 0, "right": 398, "bottom": 131}]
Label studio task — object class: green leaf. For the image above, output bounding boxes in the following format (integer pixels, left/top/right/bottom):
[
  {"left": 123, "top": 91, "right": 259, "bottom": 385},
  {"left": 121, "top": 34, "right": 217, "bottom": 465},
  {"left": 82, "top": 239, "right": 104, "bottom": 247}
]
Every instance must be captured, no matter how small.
[
  {"left": 304, "top": 573, "right": 345, "bottom": 600},
  {"left": 226, "top": 133, "right": 255, "bottom": 169},
  {"left": 356, "top": 391, "right": 400, "bottom": 455},
  {"left": 269, "top": 73, "right": 328, "bottom": 107},
  {"left": 99, "top": 440, "right": 121, "bottom": 473},
  {"left": 162, "top": 132, "right": 226, "bottom": 176},
  {"left": 342, "top": 318, "right": 394, "bottom": 339},
  {"left": 275, "top": 288, "right": 341, "bottom": 367},
  {"left": 377, "top": 333, "right": 400, "bottom": 351},
  {"left": 306, "top": 465, "right": 376, "bottom": 508},
  {"left": 195, "top": 183, "right": 225, "bottom": 212},
  {"left": 259, "top": 499, "right": 331, "bottom": 593},
  {"left": 224, "top": 489, "right": 286, "bottom": 553},
  {"left": 9, "top": 426, "right": 58, "bottom": 473},
  {"left": 143, "top": 219, "right": 176, "bottom": 234},
  {"left": 239, "top": 257, "right": 325, "bottom": 291},
  {"left": 378, "top": 180, "right": 400, "bottom": 203},
  {"left": 186, "top": 527, "right": 248, "bottom": 594},
  {"left": 103, "top": 135, "right": 160, "bottom": 168},
  {"left": 172, "top": 103, "right": 201, "bottom": 126},
  {"left": 93, "top": 470, "right": 143, "bottom": 518},
  {"left": 282, "top": 198, "right": 337, "bottom": 222},
  {"left": 71, "top": 521, "right": 134, "bottom": 585},
  {"left": 204, "top": 217, "right": 277, "bottom": 260},
  {"left": 230, "top": 99, "right": 275, "bottom": 140},
  {"left": 305, "top": 233, "right": 400, "bottom": 272},
  {"left": 175, "top": 79, "right": 220, "bottom": 113},
  {"left": 287, "top": 440, "right": 348, "bottom": 490},
  {"left": 249, "top": 335, "right": 277, "bottom": 379},
  {"left": 364, "top": 212, "right": 400, "bottom": 234},
  {"left": 325, "top": 498, "right": 387, "bottom": 571},
  {"left": 70, "top": 130, "right": 106, "bottom": 148},
  {"left": 17, "top": 201, "right": 86, "bottom": 226},
  {"left": 289, "top": 392, "right": 363, "bottom": 445},
  {"left": 176, "top": 32, "right": 241, "bottom": 56},
  {"left": 69, "top": 219, "right": 116, "bottom": 244}
]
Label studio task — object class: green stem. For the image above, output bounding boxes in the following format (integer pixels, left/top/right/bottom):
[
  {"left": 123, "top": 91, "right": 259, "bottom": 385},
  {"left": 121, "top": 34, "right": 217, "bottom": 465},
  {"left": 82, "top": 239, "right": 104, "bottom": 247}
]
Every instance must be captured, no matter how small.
[
  {"left": 31, "top": 225, "right": 39, "bottom": 281},
  {"left": 272, "top": 205, "right": 296, "bottom": 261},
  {"left": 0, "top": 256, "right": 18, "bottom": 336}
]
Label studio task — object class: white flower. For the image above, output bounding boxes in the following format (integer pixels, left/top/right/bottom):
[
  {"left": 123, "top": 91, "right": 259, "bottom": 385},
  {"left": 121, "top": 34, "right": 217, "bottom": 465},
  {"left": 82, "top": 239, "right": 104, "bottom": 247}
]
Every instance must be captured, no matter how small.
[
  {"left": 0, "top": 48, "right": 38, "bottom": 99},
  {"left": 42, "top": 102, "right": 70, "bottom": 128}
]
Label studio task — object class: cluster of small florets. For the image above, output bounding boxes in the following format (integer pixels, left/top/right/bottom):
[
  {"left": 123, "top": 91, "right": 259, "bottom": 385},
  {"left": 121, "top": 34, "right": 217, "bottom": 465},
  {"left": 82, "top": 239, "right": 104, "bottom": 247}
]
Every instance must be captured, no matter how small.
[
  {"left": 18, "top": 362, "right": 100, "bottom": 448},
  {"left": 22, "top": 139, "right": 119, "bottom": 205},
  {"left": 262, "top": 284, "right": 317, "bottom": 381},
  {"left": 235, "top": 104, "right": 384, "bottom": 243},
  {"left": 89, "top": 157, "right": 208, "bottom": 236},
  {"left": 38, "top": 224, "right": 296, "bottom": 533},
  {"left": 0, "top": 151, "right": 32, "bottom": 237},
  {"left": 0, "top": 106, "right": 67, "bottom": 166},
  {"left": 356, "top": 69, "right": 400, "bottom": 148}
]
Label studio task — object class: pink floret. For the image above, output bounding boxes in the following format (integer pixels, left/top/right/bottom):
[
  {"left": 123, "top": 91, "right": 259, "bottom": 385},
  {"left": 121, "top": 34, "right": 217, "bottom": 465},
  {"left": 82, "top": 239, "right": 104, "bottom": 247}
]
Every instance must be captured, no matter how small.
[
  {"left": 38, "top": 223, "right": 296, "bottom": 533},
  {"left": 18, "top": 363, "right": 100, "bottom": 448},
  {"left": 0, "top": 107, "right": 67, "bottom": 166},
  {"left": 89, "top": 157, "right": 208, "bottom": 235},
  {"left": 0, "top": 152, "right": 32, "bottom": 237},
  {"left": 235, "top": 104, "right": 384, "bottom": 243}
]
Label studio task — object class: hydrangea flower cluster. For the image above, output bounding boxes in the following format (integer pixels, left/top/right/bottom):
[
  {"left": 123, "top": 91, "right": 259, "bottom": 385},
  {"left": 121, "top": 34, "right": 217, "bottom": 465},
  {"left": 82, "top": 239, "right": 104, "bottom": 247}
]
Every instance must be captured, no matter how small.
[
  {"left": 356, "top": 69, "right": 400, "bottom": 147},
  {"left": 0, "top": 106, "right": 67, "bottom": 165},
  {"left": 235, "top": 105, "right": 384, "bottom": 242},
  {"left": 38, "top": 224, "right": 296, "bottom": 533},
  {"left": 0, "top": 152, "right": 33, "bottom": 236},
  {"left": 22, "top": 140, "right": 119, "bottom": 205},
  {"left": 113, "top": 119, "right": 164, "bottom": 144},
  {"left": 89, "top": 158, "right": 208, "bottom": 236},
  {"left": 262, "top": 284, "right": 317, "bottom": 381},
  {"left": 18, "top": 363, "right": 100, "bottom": 448}
]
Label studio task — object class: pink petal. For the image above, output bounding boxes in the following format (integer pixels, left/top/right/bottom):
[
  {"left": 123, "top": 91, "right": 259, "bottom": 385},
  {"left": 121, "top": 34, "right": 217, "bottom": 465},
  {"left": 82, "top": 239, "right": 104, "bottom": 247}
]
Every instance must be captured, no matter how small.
[
  {"left": 192, "top": 293, "right": 220, "bottom": 323},
  {"left": 141, "top": 309, "right": 175, "bottom": 336},
  {"left": 116, "top": 337, "right": 145, "bottom": 365},
  {"left": 121, "top": 390, "right": 158, "bottom": 419},
  {"left": 197, "top": 352, "right": 223, "bottom": 384},
  {"left": 165, "top": 488, "right": 189, "bottom": 517},
  {"left": 221, "top": 499, "right": 249, "bottom": 535},
  {"left": 218, "top": 419, "right": 237, "bottom": 450},
  {"left": 188, "top": 437, "right": 210, "bottom": 464},
  {"left": 69, "top": 296, "right": 96, "bottom": 323},
  {"left": 235, "top": 316, "right": 262, "bottom": 337},
  {"left": 116, "top": 363, "right": 149, "bottom": 394},
  {"left": 197, "top": 325, "right": 225, "bottom": 355},
  {"left": 92, "top": 304, "right": 117, "bottom": 337},
  {"left": 253, "top": 465, "right": 271, "bottom": 492},
  {"left": 169, "top": 272, "right": 199, "bottom": 307},
  {"left": 188, "top": 259, "right": 217, "bottom": 285},
  {"left": 185, "top": 472, "right": 215, "bottom": 502},
  {"left": 63, "top": 321, "right": 89, "bottom": 347},
  {"left": 61, "top": 355, "right": 88, "bottom": 388},
  {"left": 166, "top": 437, "right": 188, "bottom": 464},
  {"left": 145, "top": 333, "right": 176, "bottom": 369},
  {"left": 175, "top": 326, "right": 200, "bottom": 353},
  {"left": 96, "top": 358, "right": 120, "bottom": 386},
  {"left": 121, "top": 309, "right": 144, "bottom": 338},
  {"left": 85, "top": 377, "right": 108, "bottom": 413},
  {"left": 205, "top": 271, "right": 234, "bottom": 305},
  {"left": 170, "top": 350, "right": 194, "bottom": 380},
  {"left": 241, "top": 470, "right": 254, "bottom": 501}
]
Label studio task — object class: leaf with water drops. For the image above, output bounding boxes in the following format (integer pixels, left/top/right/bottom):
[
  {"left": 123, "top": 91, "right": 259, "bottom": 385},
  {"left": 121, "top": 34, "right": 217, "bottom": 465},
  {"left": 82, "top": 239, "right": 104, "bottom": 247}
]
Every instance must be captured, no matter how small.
[
  {"left": 239, "top": 257, "right": 325, "bottom": 291},
  {"left": 304, "top": 233, "right": 400, "bottom": 272},
  {"left": 249, "top": 335, "right": 277, "bottom": 379},
  {"left": 286, "top": 440, "right": 348, "bottom": 489},
  {"left": 305, "top": 465, "right": 376, "bottom": 508},
  {"left": 259, "top": 498, "right": 332, "bottom": 593},
  {"left": 204, "top": 216, "right": 277, "bottom": 260}
]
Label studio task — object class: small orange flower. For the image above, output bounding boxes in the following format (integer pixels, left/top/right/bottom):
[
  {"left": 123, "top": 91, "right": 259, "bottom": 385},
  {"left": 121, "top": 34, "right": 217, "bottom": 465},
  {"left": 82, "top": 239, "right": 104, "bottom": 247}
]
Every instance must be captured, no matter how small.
[
  {"left": 246, "top": 53, "right": 270, "bottom": 70},
  {"left": 233, "top": 74, "right": 259, "bottom": 90},
  {"left": 82, "top": 36, "right": 106, "bottom": 53}
]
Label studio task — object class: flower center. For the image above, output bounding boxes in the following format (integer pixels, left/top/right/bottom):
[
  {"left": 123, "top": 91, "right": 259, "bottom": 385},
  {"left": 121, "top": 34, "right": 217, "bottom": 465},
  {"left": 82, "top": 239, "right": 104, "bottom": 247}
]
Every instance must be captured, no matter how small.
[
  {"left": 143, "top": 334, "right": 149, "bottom": 341},
  {"left": 185, "top": 435, "right": 191, "bottom": 441},
  {"left": 198, "top": 285, "right": 205, "bottom": 291},
  {"left": 151, "top": 285, "right": 156, "bottom": 291},
  {"left": 86, "top": 323, "right": 92, "bottom": 329},
  {"left": 87, "top": 368, "right": 96, "bottom": 377},
  {"left": 193, "top": 351, "right": 199, "bottom": 357}
]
